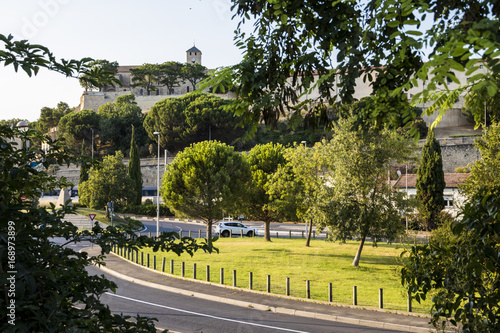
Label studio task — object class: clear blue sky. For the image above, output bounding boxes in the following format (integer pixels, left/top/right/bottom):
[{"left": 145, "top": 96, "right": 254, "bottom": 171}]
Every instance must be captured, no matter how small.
[{"left": 0, "top": 0, "right": 249, "bottom": 122}]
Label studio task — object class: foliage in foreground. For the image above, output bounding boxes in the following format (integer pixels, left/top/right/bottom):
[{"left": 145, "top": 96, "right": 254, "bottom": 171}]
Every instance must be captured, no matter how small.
[
  {"left": 402, "top": 188, "right": 500, "bottom": 332},
  {"left": 0, "top": 125, "right": 212, "bottom": 332},
  {"left": 205, "top": 0, "right": 500, "bottom": 135}
]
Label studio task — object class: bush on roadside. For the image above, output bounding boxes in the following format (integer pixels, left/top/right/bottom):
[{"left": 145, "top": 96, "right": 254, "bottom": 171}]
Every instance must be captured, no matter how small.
[
  {"left": 407, "top": 210, "right": 455, "bottom": 231},
  {"left": 117, "top": 203, "right": 174, "bottom": 217}
]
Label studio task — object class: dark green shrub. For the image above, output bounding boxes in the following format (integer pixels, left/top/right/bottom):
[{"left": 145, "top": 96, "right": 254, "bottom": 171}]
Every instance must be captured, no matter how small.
[{"left": 117, "top": 203, "right": 174, "bottom": 217}]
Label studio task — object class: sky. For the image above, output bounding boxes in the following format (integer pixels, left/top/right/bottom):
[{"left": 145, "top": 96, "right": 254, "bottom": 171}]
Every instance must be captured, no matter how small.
[{"left": 0, "top": 0, "right": 250, "bottom": 122}]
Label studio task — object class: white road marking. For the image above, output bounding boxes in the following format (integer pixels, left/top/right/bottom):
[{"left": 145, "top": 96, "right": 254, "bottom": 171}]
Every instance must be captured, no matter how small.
[{"left": 104, "top": 292, "right": 310, "bottom": 333}]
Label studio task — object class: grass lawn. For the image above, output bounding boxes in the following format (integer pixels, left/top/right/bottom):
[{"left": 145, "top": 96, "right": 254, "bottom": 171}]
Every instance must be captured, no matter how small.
[{"left": 131, "top": 237, "right": 432, "bottom": 313}]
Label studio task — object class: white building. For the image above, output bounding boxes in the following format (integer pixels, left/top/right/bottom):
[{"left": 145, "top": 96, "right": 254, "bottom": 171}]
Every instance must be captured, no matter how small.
[{"left": 393, "top": 173, "right": 470, "bottom": 217}]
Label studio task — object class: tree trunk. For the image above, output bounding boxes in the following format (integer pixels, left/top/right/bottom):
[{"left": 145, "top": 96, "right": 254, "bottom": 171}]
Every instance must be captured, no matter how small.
[
  {"left": 305, "top": 220, "right": 313, "bottom": 247},
  {"left": 206, "top": 220, "right": 213, "bottom": 251},
  {"left": 352, "top": 234, "right": 367, "bottom": 267},
  {"left": 264, "top": 221, "right": 271, "bottom": 242}
]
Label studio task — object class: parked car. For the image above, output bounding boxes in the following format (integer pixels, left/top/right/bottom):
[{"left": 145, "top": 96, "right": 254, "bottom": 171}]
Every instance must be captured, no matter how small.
[{"left": 214, "top": 221, "right": 257, "bottom": 237}]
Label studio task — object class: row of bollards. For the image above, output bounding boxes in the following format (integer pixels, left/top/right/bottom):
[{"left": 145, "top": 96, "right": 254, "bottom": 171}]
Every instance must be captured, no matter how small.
[{"left": 114, "top": 245, "right": 412, "bottom": 311}]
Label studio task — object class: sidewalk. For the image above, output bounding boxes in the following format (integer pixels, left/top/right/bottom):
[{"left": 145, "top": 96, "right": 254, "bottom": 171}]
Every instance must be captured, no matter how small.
[{"left": 85, "top": 246, "right": 449, "bottom": 333}]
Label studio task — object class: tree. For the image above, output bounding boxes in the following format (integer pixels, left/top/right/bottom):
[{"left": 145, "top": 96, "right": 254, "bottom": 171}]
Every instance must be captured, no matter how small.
[
  {"left": 183, "top": 93, "right": 246, "bottom": 144},
  {"left": 161, "top": 141, "right": 250, "bottom": 250},
  {"left": 340, "top": 97, "right": 428, "bottom": 139},
  {"left": 0, "top": 118, "right": 29, "bottom": 128},
  {"left": 461, "top": 122, "right": 500, "bottom": 198},
  {"left": 79, "top": 151, "right": 135, "bottom": 209},
  {"left": 159, "top": 61, "right": 184, "bottom": 94},
  {"left": 401, "top": 187, "right": 500, "bottom": 332},
  {"left": 128, "top": 125, "right": 143, "bottom": 205},
  {"left": 0, "top": 33, "right": 92, "bottom": 77},
  {"left": 319, "top": 120, "right": 416, "bottom": 266},
  {"left": 57, "top": 109, "right": 100, "bottom": 153},
  {"left": 35, "top": 101, "right": 74, "bottom": 133},
  {"left": 265, "top": 144, "right": 326, "bottom": 247},
  {"left": 203, "top": 1, "right": 500, "bottom": 134},
  {"left": 0, "top": 124, "right": 212, "bottom": 332},
  {"left": 0, "top": 33, "right": 211, "bottom": 333},
  {"left": 98, "top": 94, "right": 147, "bottom": 155},
  {"left": 79, "top": 140, "right": 89, "bottom": 185},
  {"left": 463, "top": 75, "right": 500, "bottom": 130},
  {"left": 246, "top": 143, "right": 287, "bottom": 241},
  {"left": 143, "top": 93, "right": 245, "bottom": 153},
  {"left": 79, "top": 59, "right": 121, "bottom": 92},
  {"left": 130, "top": 64, "right": 161, "bottom": 96},
  {"left": 181, "top": 63, "right": 207, "bottom": 92},
  {"left": 416, "top": 129, "right": 445, "bottom": 230}
]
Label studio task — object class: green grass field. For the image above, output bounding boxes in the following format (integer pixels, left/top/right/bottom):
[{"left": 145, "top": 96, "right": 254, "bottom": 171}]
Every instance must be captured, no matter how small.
[{"left": 125, "top": 237, "right": 432, "bottom": 313}]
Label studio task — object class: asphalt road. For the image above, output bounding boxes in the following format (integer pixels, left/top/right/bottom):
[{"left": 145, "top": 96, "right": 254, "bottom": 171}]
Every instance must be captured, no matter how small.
[
  {"left": 138, "top": 218, "right": 324, "bottom": 240},
  {"left": 53, "top": 236, "right": 411, "bottom": 332},
  {"left": 86, "top": 264, "right": 410, "bottom": 333}
]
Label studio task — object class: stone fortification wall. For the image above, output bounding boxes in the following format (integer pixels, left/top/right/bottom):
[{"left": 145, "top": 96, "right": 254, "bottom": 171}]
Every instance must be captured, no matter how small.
[
  {"left": 76, "top": 91, "right": 236, "bottom": 113},
  {"left": 56, "top": 158, "right": 171, "bottom": 188},
  {"left": 422, "top": 108, "right": 470, "bottom": 128},
  {"left": 56, "top": 138, "right": 481, "bottom": 188},
  {"left": 435, "top": 137, "right": 481, "bottom": 172}
]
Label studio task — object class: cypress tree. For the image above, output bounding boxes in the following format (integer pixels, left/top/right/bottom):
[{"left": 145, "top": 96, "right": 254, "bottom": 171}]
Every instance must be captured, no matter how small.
[
  {"left": 416, "top": 129, "right": 445, "bottom": 230},
  {"left": 128, "top": 125, "right": 142, "bottom": 205},
  {"left": 79, "top": 139, "right": 89, "bottom": 185}
]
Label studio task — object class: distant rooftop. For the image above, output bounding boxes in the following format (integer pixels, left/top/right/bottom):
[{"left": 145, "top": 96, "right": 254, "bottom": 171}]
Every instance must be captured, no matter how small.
[
  {"left": 186, "top": 46, "right": 201, "bottom": 53},
  {"left": 392, "top": 173, "right": 470, "bottom": 188}
]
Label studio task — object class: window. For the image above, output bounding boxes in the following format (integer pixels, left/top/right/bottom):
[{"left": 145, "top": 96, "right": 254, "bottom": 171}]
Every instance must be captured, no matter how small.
[
  {"left": 187, "top": 86, "right": 190, "bottom": 92},
  {"left": 444, "top": 197, "right": 454, "bottom": 207}
]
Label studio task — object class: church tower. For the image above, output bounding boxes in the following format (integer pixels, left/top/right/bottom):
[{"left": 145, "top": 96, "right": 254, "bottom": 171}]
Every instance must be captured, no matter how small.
[{"left": 186, "top": 45, "right": 202, "bottom": 65}]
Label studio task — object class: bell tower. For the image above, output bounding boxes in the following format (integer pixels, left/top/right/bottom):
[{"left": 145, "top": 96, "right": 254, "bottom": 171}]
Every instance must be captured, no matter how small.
[{"left": 186, "top": 45, "right": 202, "bottom": 65}]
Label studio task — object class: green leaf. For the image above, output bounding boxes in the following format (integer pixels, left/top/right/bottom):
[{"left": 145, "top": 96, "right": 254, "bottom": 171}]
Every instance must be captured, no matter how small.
[
  {"left": 388, "top": 20, "right": 400, "bottom": 28},
  {"left": 405, "top": 30, "right": 423, "bottom": 36}
]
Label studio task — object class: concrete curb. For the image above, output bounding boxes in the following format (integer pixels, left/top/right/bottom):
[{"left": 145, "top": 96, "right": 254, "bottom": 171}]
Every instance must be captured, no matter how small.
[{"left": 96, "top": 252, "right": 433, "bottom": 333}]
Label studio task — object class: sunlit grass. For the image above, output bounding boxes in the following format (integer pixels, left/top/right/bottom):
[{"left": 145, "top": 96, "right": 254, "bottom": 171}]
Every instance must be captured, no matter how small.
[{"left": 132, "top": 237, "right": 431, "bottom": 313}]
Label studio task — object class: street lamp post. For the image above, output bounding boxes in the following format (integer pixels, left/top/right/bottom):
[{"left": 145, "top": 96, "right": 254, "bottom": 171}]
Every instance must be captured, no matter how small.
[
  {"left": 153, "top": 132, "right": 161, "bottom": 238},
  {"left": 405, "top": 164, "right": 408, "bottom": 233},
  {"left": 301, "top": 141, "right": 307, "bottom": 236}
]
